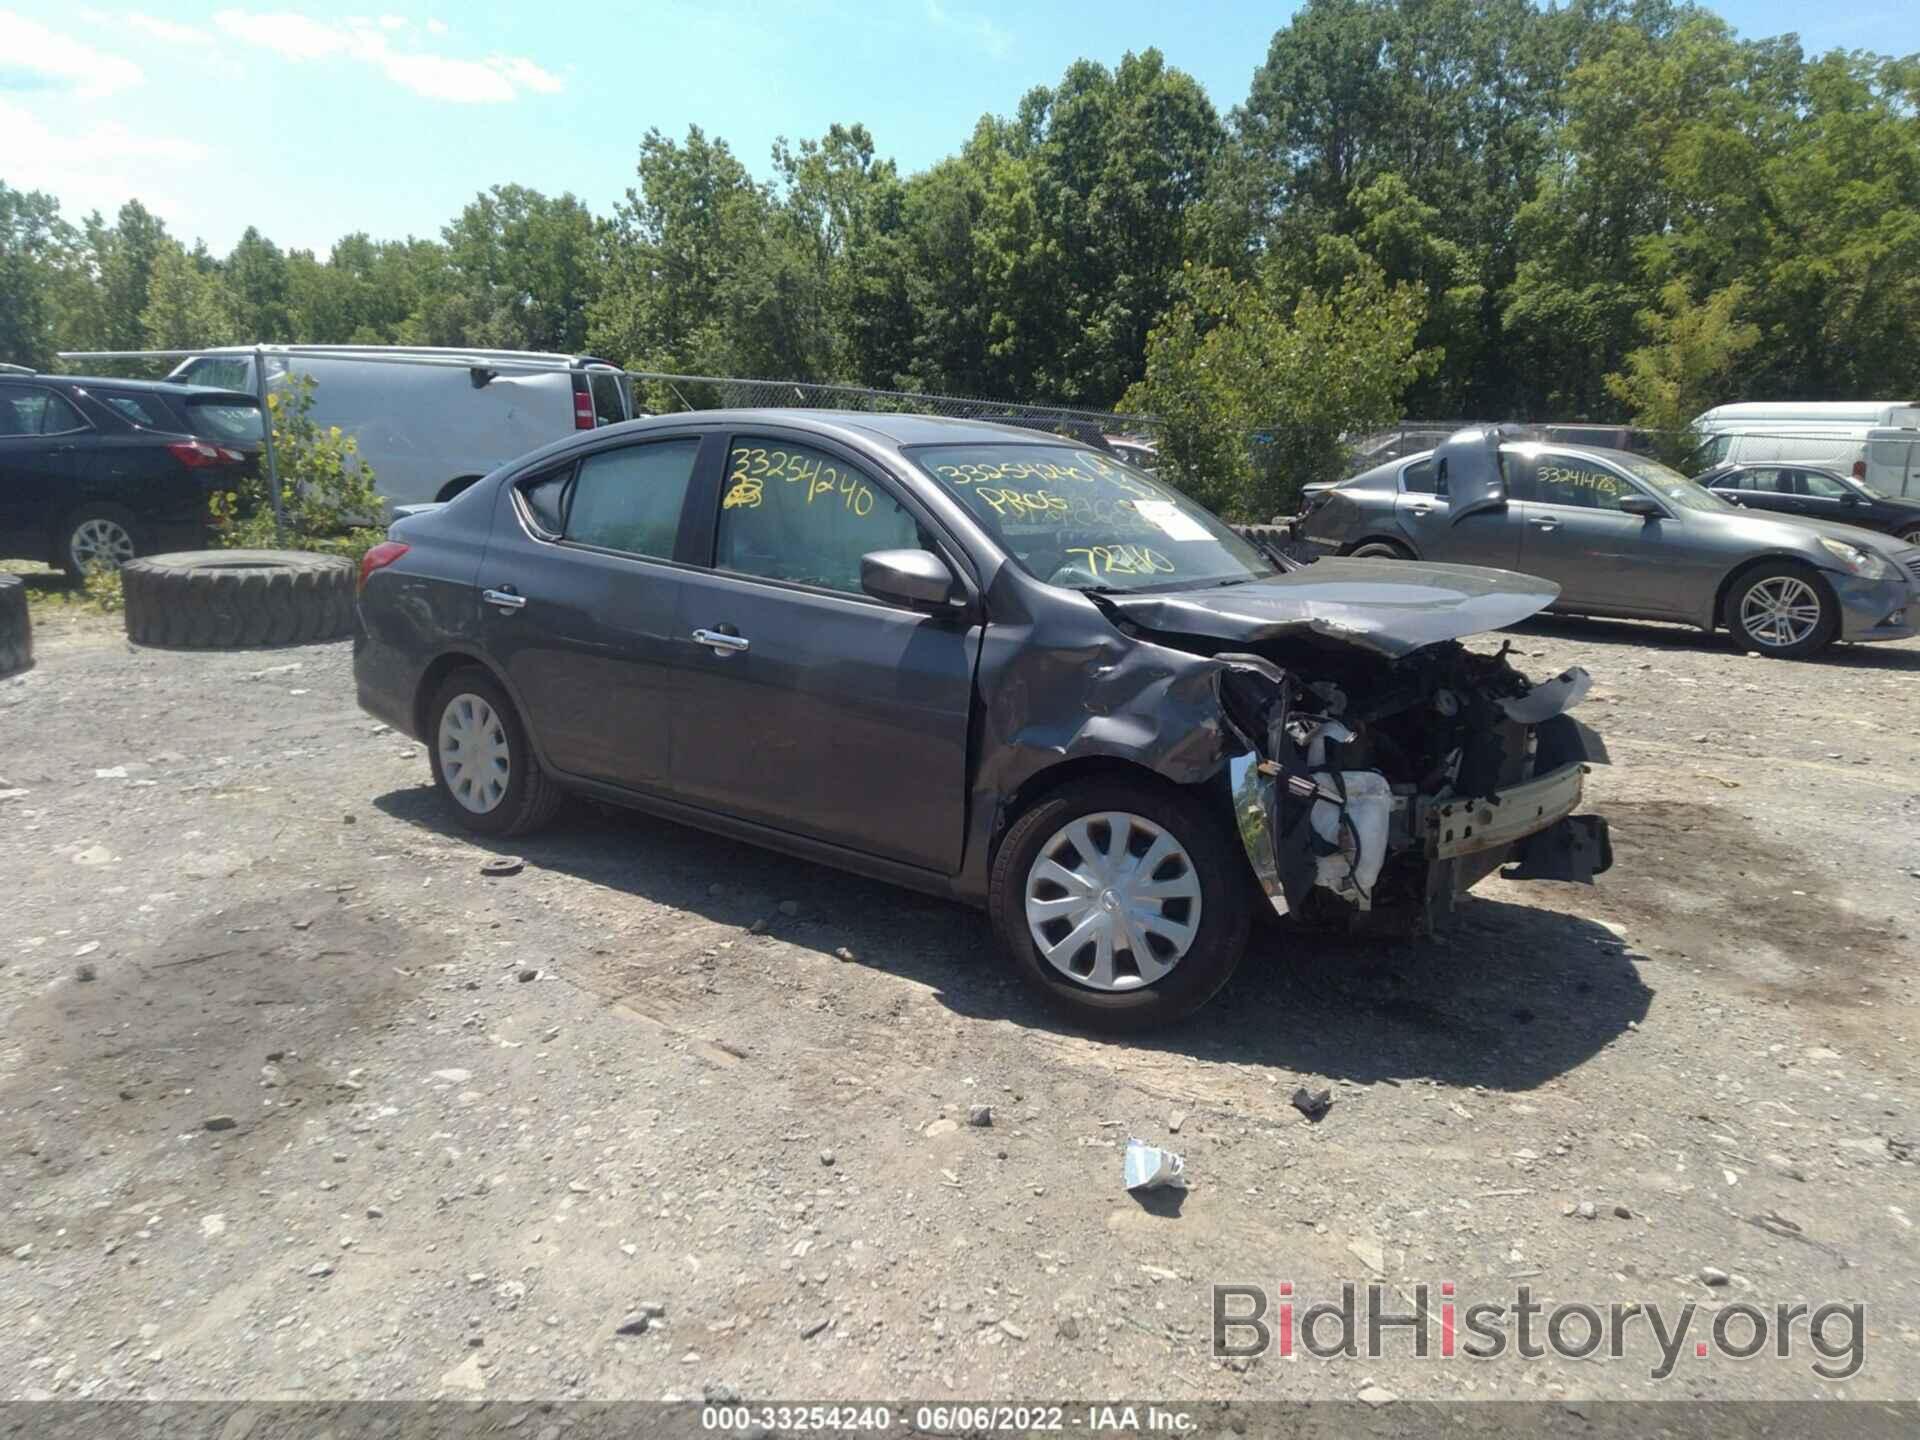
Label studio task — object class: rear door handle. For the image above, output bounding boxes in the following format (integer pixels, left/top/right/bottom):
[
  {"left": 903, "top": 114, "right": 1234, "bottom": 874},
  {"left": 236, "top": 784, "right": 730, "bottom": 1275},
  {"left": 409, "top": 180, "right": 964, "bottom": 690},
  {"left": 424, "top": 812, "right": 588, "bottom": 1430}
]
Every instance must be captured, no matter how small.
[
  {"left": 1409, "top": 505, "right": 1432, "bottom": 517},
  {"left": 692, "top": 628, "right": 750, "bottom": 656},
  {"left": 483, "top": 588, "right": 527, "bottom": 612},
  {"left": 1530, "top": 518, "right": 1559, "bottom": 531}
]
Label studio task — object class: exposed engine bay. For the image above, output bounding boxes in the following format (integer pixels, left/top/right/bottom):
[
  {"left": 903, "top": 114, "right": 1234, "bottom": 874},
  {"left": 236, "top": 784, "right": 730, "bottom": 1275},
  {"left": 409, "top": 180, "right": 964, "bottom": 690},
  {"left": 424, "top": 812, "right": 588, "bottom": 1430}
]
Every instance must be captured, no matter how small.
[{"left": 1213, "top": 638, "right": 1612, "bottom": 935}]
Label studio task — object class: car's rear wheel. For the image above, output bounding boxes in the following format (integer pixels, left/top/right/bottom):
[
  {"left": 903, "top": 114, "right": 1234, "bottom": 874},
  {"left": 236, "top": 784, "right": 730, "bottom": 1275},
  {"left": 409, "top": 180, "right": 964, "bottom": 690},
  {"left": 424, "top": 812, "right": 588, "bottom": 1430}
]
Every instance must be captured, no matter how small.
[
  {"left": 1725, "top": 563, "right": 1839, "bottom": 658},
  {"left": 989, "top": 776, "right": 1252, "bottom": 1032},
  {"left": 61, "top": 503, "right": 142, "bottom": 575},
  {"left": 426, "top": 668, "right": 565, "bottom": 836},
  {"left": 1348, "top": 540, "right": 1409, "bottom": 560}
]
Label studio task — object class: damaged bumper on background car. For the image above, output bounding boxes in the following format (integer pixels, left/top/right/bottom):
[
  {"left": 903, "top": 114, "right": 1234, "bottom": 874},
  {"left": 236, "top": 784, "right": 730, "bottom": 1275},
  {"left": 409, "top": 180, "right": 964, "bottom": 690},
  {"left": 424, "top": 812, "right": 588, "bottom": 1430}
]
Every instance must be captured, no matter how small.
[{"left": 1222, "top": 653, "right": 1611, "bottom": 933}]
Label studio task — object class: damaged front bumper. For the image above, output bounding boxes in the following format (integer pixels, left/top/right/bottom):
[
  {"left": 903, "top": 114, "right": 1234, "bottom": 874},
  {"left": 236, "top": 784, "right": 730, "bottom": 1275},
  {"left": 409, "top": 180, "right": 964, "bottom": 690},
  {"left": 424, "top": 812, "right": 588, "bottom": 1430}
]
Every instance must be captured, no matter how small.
[{"left": 1224, "top": 658, "right": 1612, "bottom": 931}]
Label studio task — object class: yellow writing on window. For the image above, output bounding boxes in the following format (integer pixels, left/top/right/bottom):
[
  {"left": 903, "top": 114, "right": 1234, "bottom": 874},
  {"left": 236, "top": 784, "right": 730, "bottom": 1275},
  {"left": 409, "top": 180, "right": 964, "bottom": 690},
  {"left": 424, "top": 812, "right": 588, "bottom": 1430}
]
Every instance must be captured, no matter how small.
[{"left": 1064, "top": 544, "right": 1177, "bottom": 578}]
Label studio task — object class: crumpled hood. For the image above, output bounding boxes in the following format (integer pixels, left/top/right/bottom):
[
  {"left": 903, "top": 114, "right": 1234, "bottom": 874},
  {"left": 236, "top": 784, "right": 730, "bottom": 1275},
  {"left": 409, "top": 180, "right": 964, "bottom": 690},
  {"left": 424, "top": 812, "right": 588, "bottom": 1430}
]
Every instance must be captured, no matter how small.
[{"left": 1098, "top": 559, "right": 1560, "bottom": 658}]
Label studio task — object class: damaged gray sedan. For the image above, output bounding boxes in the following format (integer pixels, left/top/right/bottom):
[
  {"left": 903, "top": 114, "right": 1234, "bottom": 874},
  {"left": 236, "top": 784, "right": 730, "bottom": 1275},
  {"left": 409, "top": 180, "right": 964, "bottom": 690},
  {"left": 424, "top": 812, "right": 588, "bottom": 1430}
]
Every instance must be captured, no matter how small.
[{"left": 356, "top": 411, "right": 1611, "bottom": 1031}]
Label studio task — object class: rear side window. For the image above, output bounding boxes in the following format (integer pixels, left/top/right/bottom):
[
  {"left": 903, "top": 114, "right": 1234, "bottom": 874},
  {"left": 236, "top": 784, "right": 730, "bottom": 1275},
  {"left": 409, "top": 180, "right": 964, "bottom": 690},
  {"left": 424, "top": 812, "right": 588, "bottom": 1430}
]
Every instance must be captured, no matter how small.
[
  {"left": 519, "top": 466, "right": 571, "bottom": 535},
  {"left": 98, "top": 391, "right": 170, "bottom": 428},
  {"left": 1401, "top": 457, "right": 1437, "bottom": 494},
  {"left": 562, "top": 440, "right": 699, "bottom": 558},
  {"left": 717, "top": 438, "right": 921, "bottom": 595}
]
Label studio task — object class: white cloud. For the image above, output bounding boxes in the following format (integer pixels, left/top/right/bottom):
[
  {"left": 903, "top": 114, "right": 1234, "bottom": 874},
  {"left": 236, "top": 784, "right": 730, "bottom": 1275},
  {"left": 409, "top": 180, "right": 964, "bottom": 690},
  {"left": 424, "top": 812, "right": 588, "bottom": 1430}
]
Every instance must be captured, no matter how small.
[
  {"left": 425, "top": 18, "right": 446, "bottom": 35},
  {"left": 119, "top": 11, "right": 204, "bottom": 45},
  {"left": 207, "top": 9, "right": 561, "bottom": 103},
  {"left": 487, "top": 55, "right": 563, "bottom": 95},
  {"left": 0, "top": 98, "right": 204, "bottom": 222},
  {"left": 923, "top": 0, "right": 1009, "bottom": 57},
  {"left": 0, "top": 9, "right": 143, "bottom": 97}
]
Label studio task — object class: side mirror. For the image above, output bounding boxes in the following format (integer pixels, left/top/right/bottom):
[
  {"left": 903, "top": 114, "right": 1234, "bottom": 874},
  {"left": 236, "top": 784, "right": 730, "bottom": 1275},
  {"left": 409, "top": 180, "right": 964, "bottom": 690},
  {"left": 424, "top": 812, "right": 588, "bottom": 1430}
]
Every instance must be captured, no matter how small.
[
  {"left": 861, "top": 549, "right": 957, "bottom": 610},
  {"left": 1618, "top": 494, "right": 1665, "bottom": 519}
]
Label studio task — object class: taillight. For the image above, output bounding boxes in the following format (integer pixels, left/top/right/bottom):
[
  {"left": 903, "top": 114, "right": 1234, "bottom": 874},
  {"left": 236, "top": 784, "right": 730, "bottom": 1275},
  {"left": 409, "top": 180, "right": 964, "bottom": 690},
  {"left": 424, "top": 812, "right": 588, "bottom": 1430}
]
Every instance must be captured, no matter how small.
[
  {"left": 573, "top": 385, "right": 595, "bottom": 429},
  {"left": 358, "top": 541, "right": 410, "bottom": 593},
  {"left": 167, "top": 439, "right": 224, "bottom": 468}
]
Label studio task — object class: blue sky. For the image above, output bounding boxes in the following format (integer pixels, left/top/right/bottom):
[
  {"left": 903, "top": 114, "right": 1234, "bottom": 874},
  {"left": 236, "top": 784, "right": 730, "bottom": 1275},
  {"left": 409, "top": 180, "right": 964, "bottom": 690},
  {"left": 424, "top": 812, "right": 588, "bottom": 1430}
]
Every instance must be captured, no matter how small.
[{"left": 1, "top": 2, "right": 1911, "bottom": 256}]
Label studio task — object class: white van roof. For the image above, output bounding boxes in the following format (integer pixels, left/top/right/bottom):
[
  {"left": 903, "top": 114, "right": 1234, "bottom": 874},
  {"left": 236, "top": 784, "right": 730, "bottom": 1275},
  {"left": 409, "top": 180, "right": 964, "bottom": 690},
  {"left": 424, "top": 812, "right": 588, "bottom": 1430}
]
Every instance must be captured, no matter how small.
[
  {"left": 1691, "top": 400, "right": 1920, "bottom": 432},
  {"left": 191, "top": 344, "right": 618, "bottom": 368}
]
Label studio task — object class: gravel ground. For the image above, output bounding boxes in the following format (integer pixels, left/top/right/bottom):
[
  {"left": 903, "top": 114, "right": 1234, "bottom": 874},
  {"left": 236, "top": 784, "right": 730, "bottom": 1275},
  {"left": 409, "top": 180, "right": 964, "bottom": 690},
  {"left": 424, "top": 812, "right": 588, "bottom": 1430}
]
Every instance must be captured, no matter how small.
[{"left": 2, "top": 605, "right": 1917, "bottom": 1407}]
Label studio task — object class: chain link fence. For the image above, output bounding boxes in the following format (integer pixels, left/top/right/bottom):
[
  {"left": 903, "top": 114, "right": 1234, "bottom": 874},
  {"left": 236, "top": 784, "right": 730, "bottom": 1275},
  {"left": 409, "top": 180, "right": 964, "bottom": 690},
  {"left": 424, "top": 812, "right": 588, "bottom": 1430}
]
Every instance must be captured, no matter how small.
[{"left": 625, "top": 370, "right": 1156, "bottom": 450}]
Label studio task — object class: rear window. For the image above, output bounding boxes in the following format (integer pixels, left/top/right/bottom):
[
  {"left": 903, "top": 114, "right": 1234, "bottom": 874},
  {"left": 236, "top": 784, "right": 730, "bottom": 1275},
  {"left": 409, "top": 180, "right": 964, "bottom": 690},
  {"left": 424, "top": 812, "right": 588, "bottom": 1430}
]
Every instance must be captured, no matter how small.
[
  {"left": 186, "top": 399, "right": 264, "bottom": 442},
  {"left": 1401, "top": 457, "right": 1438, "bottom": 494}
]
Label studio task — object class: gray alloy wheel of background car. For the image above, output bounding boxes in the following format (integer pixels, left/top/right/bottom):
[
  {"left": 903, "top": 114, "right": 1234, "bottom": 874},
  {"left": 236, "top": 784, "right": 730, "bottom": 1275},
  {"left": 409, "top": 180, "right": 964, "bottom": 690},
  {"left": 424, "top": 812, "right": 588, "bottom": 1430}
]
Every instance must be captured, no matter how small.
[
  {"left": 121, "top": 550, "right": 356, "bottom": 649},
  {"left": 1899, "top": 525, "right": 1920, "bottom": 546},
  {"left": 990, "top": 775, "right": 1251, "bottom": 1032},
  {"left": 62, "top": 504, "right": 141, "bottom": 575},
  {"left": 426, "top": 668, "right": 564, "bottom": 837},
  {"left": 0, "top": 573, "right": 31, "bottom": 677},
  {"left": 1348, "top": 541, "right": 1410, "bottom": 560},
  {"left": 1725, "top": 562, "right": 1839, "bottom": 659}
]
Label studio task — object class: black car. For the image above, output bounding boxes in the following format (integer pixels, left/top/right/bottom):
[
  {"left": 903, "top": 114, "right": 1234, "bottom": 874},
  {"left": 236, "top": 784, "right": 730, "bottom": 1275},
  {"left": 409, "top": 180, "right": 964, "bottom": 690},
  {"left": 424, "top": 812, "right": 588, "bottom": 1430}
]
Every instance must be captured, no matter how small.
[
  {"left": 355, "top": 411, "right": 1611, "bottom": 1031},
  {"left": 1699, "top": 462, "right": 1920, "bottom": 546},
  {"left": 0, "top": 371, "right": 262, "bottom": 572}
]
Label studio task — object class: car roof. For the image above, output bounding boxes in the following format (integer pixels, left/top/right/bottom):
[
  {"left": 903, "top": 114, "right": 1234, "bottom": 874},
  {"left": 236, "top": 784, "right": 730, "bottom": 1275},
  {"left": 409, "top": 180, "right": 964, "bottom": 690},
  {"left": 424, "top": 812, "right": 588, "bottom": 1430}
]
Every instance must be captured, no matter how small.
[
  {"left": 628, "top": 408, "right": 1104, "bottom": 449},
  {"left": 0, "top": 373, "right": 249, "bottom": 398}
]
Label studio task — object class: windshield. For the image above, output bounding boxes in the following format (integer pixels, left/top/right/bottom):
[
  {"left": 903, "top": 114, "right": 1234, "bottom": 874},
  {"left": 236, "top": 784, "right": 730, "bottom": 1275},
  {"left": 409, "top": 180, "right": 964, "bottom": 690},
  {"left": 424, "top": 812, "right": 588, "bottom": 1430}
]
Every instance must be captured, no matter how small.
[
  {"left": 908, "top": 443, "right": 1276, "bottom": 591},
  {"left": 1851, "top": 476, "right": 1889, "bottom": 499},
  {"left": 1622, "top": 456, "right": 1731, "bottom": 512}
]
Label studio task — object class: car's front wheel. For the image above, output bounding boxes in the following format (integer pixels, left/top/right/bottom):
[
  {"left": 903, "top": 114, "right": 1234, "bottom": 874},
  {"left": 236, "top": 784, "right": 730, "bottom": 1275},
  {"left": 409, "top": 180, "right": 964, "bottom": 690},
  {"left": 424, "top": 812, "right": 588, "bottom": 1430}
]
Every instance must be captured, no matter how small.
[
  {"left": 989, "top": 776, "right": 1252, "bottom": 1032},
  {"left": 1348, "top": 540, "right": 1410, "bottom": 560},
  {"left": 1725, "top": 563, "right": 1839, "bottom": 658},
  {"left": 426, "top": 668, "right": 565, "bottom": 835}
]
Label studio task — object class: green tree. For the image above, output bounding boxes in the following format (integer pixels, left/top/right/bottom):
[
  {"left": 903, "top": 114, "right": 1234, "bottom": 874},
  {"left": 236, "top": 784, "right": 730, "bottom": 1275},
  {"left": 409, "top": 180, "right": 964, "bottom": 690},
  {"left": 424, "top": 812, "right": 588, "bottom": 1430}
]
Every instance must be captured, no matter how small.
[
  {"left": 141, "top": 241, "right": 239, "bottom": 351},
  {"left": 1604, "top": 280, "right": 1760, "bottom": 454},
  {"left": 1124, "top": 257, "right": 1431, "bottom": 517},
  {"left": 226, "top": 226, "right": 293, "bottom": 340},
  {"left": 0, "top": 182, "right": 76, "bottom": 368}
]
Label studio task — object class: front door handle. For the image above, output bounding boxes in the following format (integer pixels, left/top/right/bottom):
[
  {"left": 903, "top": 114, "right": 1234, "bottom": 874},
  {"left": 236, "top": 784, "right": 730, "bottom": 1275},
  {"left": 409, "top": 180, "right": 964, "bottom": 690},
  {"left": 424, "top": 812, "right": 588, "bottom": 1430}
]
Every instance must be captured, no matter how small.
[
  {"left": 692, "top": 627, "right": 750, "bottom": 656},
  {"left": 1408, "top": 505, "right": 1432, "bottom": 517},
  {"left": 1530, "top": 517, "right": 1559, "bottom": 531},
  {"left": 483, "top": 588, "right": 527, "bottom": 612}
]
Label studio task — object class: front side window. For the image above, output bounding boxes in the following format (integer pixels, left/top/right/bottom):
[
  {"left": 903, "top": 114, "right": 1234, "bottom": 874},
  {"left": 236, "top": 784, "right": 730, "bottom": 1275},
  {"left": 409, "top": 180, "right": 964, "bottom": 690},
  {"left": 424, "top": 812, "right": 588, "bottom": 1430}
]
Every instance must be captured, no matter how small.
[
  {"left": 1530, "top": 455, "right": 1631, "bottom": 511},
  {"left": 182, "top": 356, "right": 253, "bottom": 391},
  {"left": 717, "top": 438, "right": 922, "bottom": 595},
  {"left": 587, "top": 369, "right": 627, "bottom": 426},
  {"left": 561, "top": 439, "right": 699, "bottom": 559},
  {"left": 1730, "top": 467, "right": 1789, "bottom": 492},
  {"left": 908, "top": 443, "right": 1274, "bottom": 592}
]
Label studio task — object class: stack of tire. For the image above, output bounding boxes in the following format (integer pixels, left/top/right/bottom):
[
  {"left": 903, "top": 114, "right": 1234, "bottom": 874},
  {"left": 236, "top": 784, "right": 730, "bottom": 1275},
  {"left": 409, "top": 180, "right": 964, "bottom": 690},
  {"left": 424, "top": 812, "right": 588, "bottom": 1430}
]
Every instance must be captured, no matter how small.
[
  {"left": 1232, "top": 522, "right": 1319, "bottom": 566},
  {"left": 0, "top": 573, "right": 29, "bottom": 677},
  {"left": 121, "top": 550, "right": 357, "bottom": 649}
]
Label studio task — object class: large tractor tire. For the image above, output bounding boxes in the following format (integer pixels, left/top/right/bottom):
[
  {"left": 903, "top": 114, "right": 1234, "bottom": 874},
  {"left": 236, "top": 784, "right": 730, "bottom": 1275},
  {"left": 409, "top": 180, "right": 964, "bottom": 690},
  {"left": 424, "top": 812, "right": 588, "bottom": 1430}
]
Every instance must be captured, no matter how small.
[
  {"left": 121, "top": 550, "right": 356, "bottom": 650},
  {"left": 0, "top": 573, "right": 30, "bottom": 677}
]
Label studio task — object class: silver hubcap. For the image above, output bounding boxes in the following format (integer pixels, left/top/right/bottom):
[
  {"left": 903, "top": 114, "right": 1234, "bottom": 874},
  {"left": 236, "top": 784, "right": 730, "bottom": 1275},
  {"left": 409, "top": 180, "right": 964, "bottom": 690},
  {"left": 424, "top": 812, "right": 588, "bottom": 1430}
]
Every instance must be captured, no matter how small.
[
  {"left": 1023, "top": 811, "right": 1202, "bottom": 991},
  {"left": 438, "top": 693, "right": 511, "bottom": 814},
  {"left": 1740, "top": 575, "right": 1822, "bottom": 648},
  {"left": 71, "top": 518, "right": 134, "bottom": 572}
]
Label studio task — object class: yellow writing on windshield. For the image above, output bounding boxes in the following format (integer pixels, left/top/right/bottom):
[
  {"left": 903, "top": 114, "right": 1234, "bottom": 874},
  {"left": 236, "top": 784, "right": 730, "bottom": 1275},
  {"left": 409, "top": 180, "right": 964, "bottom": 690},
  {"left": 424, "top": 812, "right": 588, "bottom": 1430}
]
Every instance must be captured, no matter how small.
[{"left": 1065, "top": 544, "right": 1177, "bottom": 578}]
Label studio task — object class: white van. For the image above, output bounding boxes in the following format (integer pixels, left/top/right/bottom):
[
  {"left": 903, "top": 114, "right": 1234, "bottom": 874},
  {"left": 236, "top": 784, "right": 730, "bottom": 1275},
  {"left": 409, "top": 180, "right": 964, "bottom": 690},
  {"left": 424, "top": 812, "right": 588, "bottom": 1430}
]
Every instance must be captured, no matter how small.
[
  {"left": 1684, "top": 400, "right": 1920, "bottom": 494},
  {"left": 167, "top": 346, "right": 637, "bottom": 506}
]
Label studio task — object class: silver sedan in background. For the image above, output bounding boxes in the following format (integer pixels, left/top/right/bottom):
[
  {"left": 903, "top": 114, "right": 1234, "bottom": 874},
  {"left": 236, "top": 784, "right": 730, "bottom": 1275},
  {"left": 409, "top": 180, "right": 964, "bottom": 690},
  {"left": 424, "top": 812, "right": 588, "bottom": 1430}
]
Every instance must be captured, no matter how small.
[{"left": 1298, "top": 427, "right": 1919, "bottom": 658}]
